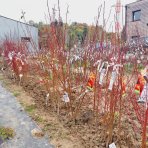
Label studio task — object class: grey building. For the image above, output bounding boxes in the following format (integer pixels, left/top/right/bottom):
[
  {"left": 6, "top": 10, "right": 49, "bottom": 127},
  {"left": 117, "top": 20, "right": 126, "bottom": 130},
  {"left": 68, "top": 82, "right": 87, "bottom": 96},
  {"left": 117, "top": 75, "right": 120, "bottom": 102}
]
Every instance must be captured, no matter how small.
[
  {"left": 125, "top": 0, "right": 148, "bottom": 44},
  {"left": 0, "top": 15, "right": 38, "bottom": 52}
]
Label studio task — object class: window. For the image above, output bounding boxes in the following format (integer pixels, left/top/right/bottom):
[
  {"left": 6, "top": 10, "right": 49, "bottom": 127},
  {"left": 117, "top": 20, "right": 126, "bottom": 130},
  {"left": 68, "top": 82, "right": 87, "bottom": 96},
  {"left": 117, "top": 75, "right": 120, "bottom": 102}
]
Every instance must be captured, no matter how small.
[
  {"left": 21, "top": 37, "right": 31, "bottom": 42},
  {"left": 132, "top": 10, "right": 141, "bottom": 21},
  {"left": 131, "top": 36, "right": 140, "bottom": 43},
  {"left": 132, "top": 36, "right": 140, "bottom": 41},
  {"left": 132, "top": 36, "right": 139, "bottom": 39}
]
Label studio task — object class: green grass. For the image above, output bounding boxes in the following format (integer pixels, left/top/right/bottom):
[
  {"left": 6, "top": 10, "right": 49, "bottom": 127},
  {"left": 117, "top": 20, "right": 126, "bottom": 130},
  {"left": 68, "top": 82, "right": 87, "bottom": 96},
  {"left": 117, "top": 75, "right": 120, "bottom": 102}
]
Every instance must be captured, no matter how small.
[
  {"left": 34, "top": 116, "right": 44, "bottom": 123},
  {"left": 137, "top": 64, "right": 144, "bottom": 71},
  {"left": 0, "top": 127, "right": 15, "bottom": 140},
  {"left": 25, "top": 105, "right": 36, "bottom": 113},
  {"left": 43, "top": 123, "right": 53, "bottom": 131},
  {"left": 20, "top": 102, "right": 24, "bottom": 106},
  {"left": 0, "top": 75, "right": 3, "bottom": 80},
  {"left": 13, "top": 91, "right": 21, "bottom": 97},
  {"left": 124, "top": 63, "right": 145, "bottom": 74}
]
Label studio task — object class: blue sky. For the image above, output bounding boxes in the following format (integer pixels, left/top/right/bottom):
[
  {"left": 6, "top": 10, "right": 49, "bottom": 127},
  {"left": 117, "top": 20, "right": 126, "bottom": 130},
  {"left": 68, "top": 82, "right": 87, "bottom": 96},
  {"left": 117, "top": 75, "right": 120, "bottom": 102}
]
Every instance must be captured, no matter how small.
[{"left": 0, "top": 0, "right": 136, "bottom": 30}]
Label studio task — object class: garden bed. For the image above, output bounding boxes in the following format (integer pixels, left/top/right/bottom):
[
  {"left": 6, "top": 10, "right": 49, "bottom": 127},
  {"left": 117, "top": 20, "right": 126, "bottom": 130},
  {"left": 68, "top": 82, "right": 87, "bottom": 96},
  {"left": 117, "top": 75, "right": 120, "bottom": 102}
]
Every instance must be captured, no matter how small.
[{"left": 0, "top": 70, "right": 142, "bottom": 148}]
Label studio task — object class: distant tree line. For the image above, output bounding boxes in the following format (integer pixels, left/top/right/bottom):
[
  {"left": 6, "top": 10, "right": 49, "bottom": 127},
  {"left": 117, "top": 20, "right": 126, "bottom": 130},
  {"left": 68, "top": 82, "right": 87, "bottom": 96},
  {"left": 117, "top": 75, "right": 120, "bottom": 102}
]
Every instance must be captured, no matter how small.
[{"left": 28, "top": 20, "right": 118, "bottom": 48}]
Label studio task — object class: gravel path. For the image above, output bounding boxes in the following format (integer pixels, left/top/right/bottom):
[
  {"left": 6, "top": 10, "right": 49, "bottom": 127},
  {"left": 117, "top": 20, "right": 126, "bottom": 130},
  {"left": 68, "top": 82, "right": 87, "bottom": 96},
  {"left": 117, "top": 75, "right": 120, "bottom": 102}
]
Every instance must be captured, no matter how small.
[{"left": 0, "top": 82, "right": 54, "bottom": 148}]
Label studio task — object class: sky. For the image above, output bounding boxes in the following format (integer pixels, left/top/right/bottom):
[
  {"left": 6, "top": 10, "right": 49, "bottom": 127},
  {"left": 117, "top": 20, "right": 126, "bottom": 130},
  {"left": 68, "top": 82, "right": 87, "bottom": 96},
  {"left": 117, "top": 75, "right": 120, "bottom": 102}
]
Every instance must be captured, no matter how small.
[{"left": 0, "top": 0, "right": 136, "bottom": 30}]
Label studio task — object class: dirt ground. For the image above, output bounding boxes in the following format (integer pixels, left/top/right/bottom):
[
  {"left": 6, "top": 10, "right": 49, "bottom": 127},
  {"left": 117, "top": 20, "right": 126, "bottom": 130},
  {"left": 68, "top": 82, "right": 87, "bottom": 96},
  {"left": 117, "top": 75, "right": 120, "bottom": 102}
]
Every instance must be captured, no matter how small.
[
  {"left": 0, "top": 70, "right": 144, "bottom": 148},
  {"left": 0, "top": 72, "right": 82, "bottom": 148}
]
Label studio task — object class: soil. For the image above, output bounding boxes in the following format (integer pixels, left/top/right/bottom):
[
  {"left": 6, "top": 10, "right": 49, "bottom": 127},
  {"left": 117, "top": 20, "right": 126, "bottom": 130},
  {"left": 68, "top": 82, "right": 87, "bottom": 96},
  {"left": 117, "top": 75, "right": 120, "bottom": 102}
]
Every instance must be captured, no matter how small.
[
  {"left": 0, "top": 70, "right": 143, "bottom": 148},
  {"left": 0, "top": 72, "right": 82, "bottom": 148}
]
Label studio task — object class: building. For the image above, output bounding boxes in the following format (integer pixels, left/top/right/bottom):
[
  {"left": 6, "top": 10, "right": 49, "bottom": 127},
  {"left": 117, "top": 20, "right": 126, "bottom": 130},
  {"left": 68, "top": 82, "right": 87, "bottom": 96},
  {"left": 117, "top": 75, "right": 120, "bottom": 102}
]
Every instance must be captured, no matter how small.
[
  {"left": 125, "top": 0, "right": 148, "bottom": 45},
  {"left": 0, "top": 15, "right": 38, "bottom": 52}
]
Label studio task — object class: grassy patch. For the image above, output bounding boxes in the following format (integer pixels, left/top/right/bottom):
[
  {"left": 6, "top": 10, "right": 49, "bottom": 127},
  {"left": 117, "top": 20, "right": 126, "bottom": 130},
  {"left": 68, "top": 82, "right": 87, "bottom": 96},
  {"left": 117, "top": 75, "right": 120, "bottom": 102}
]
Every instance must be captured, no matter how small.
[
  {"left": 2, "top": 79, "right": 11, "bottom": 86},
  {"left": 34, "top": 116, "right": 44, "bottom": 123},
  {"left": 124, "top": 63, "right": 145, "bottom": 74},
  {"left": 25, "top": 105, "right": 36, "bottom": 113},
  {"left": 43, "top": 123, "right": 53, "bottom": 131},
  {"left": 0, "top": 127, "right": 15, "bottom": 141},
  {"left": 20, "top": 102, "right": 24, "bottom": 106},
  {"left": 43, "top": 123, "right": 59, "bottom": 133},
  {"left": 13, "top": 91, "right": 21, "bottom": 97},
  {"left": 60, "top": 131, "right": 70, "bottom": 140},
  {"left": 0, "top": 75, "right": 3, "bottom": 80}
]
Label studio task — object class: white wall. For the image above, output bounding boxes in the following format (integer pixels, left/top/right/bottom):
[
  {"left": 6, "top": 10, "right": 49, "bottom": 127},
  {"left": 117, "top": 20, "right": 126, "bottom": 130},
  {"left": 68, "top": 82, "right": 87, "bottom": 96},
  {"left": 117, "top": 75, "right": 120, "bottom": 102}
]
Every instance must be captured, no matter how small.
[{"left": 0, "top": 16, "right": 38, "bottom": 52}]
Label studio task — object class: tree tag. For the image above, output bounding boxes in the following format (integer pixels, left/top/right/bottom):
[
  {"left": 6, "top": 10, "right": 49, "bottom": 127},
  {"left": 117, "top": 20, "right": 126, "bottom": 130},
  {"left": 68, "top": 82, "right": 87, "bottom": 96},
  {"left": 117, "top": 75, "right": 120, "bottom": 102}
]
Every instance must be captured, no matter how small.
[
  {"left": 99, "top": 69, "right": 106, "bottom": 85},
  {"left": 19, "top": 74, "right": 23, "bottom": 78},
  {"left": 97, "top": 61, "right": 102, "bottom": 71},
  {"left": 45, "top": 93, "right": 49, "bottom": 106},
  {"left": 62, "top": 92, "right": 70, "bottom": 103},
  {"left": 8, "top": 52, "right": 13, "bottom": 60},
  {"left": 108, "top": 71, "right": 117, "bottom": 90},
  {"left": 109, "top": 143, "right": 116, "bottom": 148}
]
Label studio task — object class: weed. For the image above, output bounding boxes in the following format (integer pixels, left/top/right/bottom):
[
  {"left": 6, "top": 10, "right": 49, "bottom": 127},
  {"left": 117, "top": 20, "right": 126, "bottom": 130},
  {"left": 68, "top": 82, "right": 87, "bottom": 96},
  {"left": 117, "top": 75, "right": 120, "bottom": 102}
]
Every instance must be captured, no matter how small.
[
  {"left": 43, "top": 123, "right": 53, "bottom": 131},
  {"left": 0, "top": 75, "right": 3, "bottom": 80},
  {"left": 0, "top": 127, "right": 15, "bottom": 141},
  {"left": 20, "top": 102, "right": 24, "bottom": 106},
  {"left": 3, "top": 80, "right": 11, "bottom": 86},
  {"left": 13, "top": 91, "right": 21, "bottom": 97},
  {"left": 59, "top": 131, "right": 70, "bottom": 140},
  {"left": 25, "top": 105, "right": 36, "bottom": 113},
  {"left": 34, "top": 116, "right": 44, "bottom": 123}
]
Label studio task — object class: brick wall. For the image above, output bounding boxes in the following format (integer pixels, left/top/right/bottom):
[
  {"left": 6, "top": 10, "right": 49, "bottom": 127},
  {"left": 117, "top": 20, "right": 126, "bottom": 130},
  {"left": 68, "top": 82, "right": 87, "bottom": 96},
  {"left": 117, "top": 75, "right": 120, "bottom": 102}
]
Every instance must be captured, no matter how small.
[{"left": 125, "top": 0, "right": 148, "bottom": 41}]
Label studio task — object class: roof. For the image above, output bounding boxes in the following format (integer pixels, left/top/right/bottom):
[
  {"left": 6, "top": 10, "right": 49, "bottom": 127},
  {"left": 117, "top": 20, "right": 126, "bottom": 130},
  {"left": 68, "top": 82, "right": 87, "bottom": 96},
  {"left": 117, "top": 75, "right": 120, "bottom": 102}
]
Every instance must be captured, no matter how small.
[
  {"left": 126, "top": 0, "right": 147, "bottom": 6},
  {"left": 0, "top": 15, "right": 38, "bottom": 29}
]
